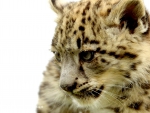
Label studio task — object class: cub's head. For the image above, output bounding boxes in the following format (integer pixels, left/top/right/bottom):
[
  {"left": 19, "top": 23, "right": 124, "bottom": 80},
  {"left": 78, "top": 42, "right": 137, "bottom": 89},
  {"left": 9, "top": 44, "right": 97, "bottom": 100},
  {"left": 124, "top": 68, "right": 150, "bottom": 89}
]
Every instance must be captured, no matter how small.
[{"left": 50, "top": 0, "right": 150, "bottom": 108}]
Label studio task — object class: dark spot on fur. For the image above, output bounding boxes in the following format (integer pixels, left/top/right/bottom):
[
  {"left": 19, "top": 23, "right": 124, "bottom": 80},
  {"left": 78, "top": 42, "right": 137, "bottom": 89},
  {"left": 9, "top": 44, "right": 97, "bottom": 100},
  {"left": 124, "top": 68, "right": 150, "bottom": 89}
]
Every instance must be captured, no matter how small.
[
  {"left": 103, "top": 41, "right": 107, "bottom": 45},
  {"left": 117, "top": 46, "right": 126, "bottom": 50},
  {"left": 101, "top": 58, "right": 106, "bottom": 63},
  {"left": 130, "top": 63, "right": 137, "bottom": 70},
  {"left": 100, "top": 50, "right": 106, "bottom": 54},
  {"left": 79, "top": 84, "right": 83, "bottom": 87},
  {"left": 108, "top": 107, "right": 122, "bottom": 113},
  {"left": 92, "top": 27, "right": 96, "bottom": 36},
  {"left": 99, "top": 85, "right": 104, "bottom": 92},
  {"left": 77, "top": 38, "right": 81, "bottom": 49},
  {"left": 88, "top": 16, "right": 91, "bottom": 21},
  {"left": 80, "top": 87, "right": 89, "bottom": 94},
  {"left": 91, "top": 90, "right": 100, "bottom": 98},
  {"left": 73, "top": 30, "right": 77, "bottom": 35},
  {"left": 97, "top": 27, "right": 101, "bottom": 32},
  {"left": 141, "top": 82, "right": 150, "bottom": 89},
  {"left": 119, "top": 95, "right": 128, "bottom": 100},
  {"left": 124, "top": 52, "right": 137, "bottom": 59},
  {"left": 123, "top": 72, "right": 131, "bottom": 78},
  {"left": 82, "top": 18, "right": 86, "bottom": 24},
  {"left": 108, "top": 52, "right": 123, "bottom": 59},
  {"left": 122, "top": 83, "right": 133, "bottom": 92},
  {"left": 90, "top": 40, "right": 99, "bottom": 44},
  {"left": 107, "top": 8, "right": 111, "bottom": 16},
  {"left": 66, "top": 21, "right": 69, "bottom": 26},
  {"left": 114, "top": 107, "right": 120, "bottom": 113},
  {"left": 83, "top": 82, "right": 86, "bottom": 85},
  {"left": 91, "top": 85, "right": 104, "bottom": 98},
  {"left": 84, "top": 37, "right": 89, "bottom": 44},
  {"left": 82, "top": 32, "right": 85, "bottom": 39},
  {"left": 82, "top": 10, "right": 86, "bottom": 15},
  {"left": 83, "top": 1, "right": 91, "bottom": 11},
  {"left": 79, "top": 26, "right": 85, "bottom": 31},
  {"left": 92, "top": 21, "right": 95, "bottom": 26},
  {"left": 114, "top": 54, "right": 122, "bottom": 59},
  {"left": 96, "top": 47, "right": 101, "bottom": 52},
  {"left": 94, "top": 0, "right": 102, "bottom": 9},
  {"left": 60, "top": 28, "right": 63, "bottom": 34},
  {"left": 108, "top": 51, "right": 116, "bottom": 56},
  {"left": 144, "top": 90, "right": 148, "bottom": 95},
  {"left": 128, "top": 101, "right": 143, "bottom": 110},
  {"left": 71, "top": 18, "right": 75, "bottom": 23}
]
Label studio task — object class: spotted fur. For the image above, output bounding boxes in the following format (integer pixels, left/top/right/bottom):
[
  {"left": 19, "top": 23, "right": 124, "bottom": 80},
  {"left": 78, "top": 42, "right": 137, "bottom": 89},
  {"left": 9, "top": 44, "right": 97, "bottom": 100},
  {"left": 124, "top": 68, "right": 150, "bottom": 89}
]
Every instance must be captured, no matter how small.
[{"left": 37, "top": 0, "right": 150, "bottom": 113}]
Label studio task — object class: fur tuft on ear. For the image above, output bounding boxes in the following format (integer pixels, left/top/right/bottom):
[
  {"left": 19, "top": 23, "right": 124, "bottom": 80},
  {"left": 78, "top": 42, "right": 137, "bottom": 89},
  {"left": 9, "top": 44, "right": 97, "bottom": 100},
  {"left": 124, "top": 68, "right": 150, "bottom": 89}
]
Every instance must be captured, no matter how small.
[
  {"left": 107, "top": 0, "right": 147, "bottom": 34},
  {"left": 49, "top": 0, "right": 69, "bottom": 14}
]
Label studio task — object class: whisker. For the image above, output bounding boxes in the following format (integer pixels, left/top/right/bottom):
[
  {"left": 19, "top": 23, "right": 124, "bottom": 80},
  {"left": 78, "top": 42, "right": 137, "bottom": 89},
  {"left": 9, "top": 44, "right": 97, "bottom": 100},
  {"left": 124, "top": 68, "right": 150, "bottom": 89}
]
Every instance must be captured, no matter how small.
[
  {"left": 93, "top": 88, "right": 124, "bottom": 105},
  {"left": 91, "top": 77, "right": 132, "bottom": 84},
  {"left": 91, "top": 88, "right": 121, "bottom": 105},
  {"left": 103, "top": 90, "right": 122, "bottom": 102},
  {"left": 105, "top": 84, "right": 124, "bottom": 88}
]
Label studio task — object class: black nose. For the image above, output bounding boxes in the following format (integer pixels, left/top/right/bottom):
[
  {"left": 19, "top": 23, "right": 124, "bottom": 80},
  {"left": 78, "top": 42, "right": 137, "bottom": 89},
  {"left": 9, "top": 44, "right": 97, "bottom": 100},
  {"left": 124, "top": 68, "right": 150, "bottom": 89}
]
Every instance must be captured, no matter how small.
[{"left": 60, "top": 82, "right": 77, "bottom": 92}]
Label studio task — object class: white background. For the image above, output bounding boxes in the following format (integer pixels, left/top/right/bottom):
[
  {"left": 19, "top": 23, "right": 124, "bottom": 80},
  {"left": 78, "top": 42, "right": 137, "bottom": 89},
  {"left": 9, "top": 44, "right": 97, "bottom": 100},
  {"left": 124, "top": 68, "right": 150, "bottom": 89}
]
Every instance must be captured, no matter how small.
[{"left": 0, "top": 0, "right": 150, "bottom": 113}]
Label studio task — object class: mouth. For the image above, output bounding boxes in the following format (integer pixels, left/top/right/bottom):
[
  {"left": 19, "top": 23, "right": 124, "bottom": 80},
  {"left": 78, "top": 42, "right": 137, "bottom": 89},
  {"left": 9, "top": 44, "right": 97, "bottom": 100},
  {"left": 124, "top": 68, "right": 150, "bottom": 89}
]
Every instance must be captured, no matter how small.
[{"left": 72, "top": 85, "right": 104, "bottom": 99}]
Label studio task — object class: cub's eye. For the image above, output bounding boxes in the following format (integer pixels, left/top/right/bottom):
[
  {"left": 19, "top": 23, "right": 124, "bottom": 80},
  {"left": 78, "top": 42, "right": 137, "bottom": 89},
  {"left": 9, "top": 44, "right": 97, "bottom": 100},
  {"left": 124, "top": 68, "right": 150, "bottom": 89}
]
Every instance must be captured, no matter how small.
[
  {"left": 79, "top": 51, "right": 94, "bottom": 62},
  {"left": 54, "top": 52, "right": 61, "bottom": 62}
]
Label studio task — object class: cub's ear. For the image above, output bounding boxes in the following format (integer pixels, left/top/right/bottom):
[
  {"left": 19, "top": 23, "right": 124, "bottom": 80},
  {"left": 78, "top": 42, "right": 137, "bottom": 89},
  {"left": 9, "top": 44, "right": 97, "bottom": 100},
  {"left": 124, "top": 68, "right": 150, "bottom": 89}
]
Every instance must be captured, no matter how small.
[
  {"left": 107, "top": 0, "right": 149, "bottom": 34},
  {"left": 49, "top": 0, "right": 69, "bottom": 14}
]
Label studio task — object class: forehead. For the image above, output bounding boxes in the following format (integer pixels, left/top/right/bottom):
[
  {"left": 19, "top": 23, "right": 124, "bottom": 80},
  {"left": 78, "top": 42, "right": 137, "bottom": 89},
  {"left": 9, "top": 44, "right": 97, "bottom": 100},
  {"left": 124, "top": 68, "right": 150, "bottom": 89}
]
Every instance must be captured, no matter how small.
[{"left": 52, "top": 0, "right": 120, "bottom": 52}]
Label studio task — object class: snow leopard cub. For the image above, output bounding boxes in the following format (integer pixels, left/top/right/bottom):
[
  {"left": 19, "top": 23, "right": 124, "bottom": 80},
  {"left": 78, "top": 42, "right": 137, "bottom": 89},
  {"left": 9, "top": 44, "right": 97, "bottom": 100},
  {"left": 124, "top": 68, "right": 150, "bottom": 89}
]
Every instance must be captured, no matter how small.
[{"left": 37, "top": 0, "right": 150, "bottom": 113}]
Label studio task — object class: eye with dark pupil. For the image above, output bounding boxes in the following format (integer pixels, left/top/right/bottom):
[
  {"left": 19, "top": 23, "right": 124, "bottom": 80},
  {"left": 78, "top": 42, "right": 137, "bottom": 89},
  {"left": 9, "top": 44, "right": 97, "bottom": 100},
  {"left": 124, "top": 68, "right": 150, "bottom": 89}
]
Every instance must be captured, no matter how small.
[
  {"left": 55, "top": 52, "right": 61, "bottom": 62},
  {"left": 79, "top": 51, "right": 94, "bottom": 62}
]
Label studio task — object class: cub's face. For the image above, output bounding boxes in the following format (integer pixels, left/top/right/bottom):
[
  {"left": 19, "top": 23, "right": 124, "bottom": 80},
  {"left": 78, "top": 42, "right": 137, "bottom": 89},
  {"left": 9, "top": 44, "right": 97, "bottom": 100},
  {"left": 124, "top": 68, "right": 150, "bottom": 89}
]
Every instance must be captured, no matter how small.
[{"left": 50, "top": 0, "right": 150, "bottom": 107}]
